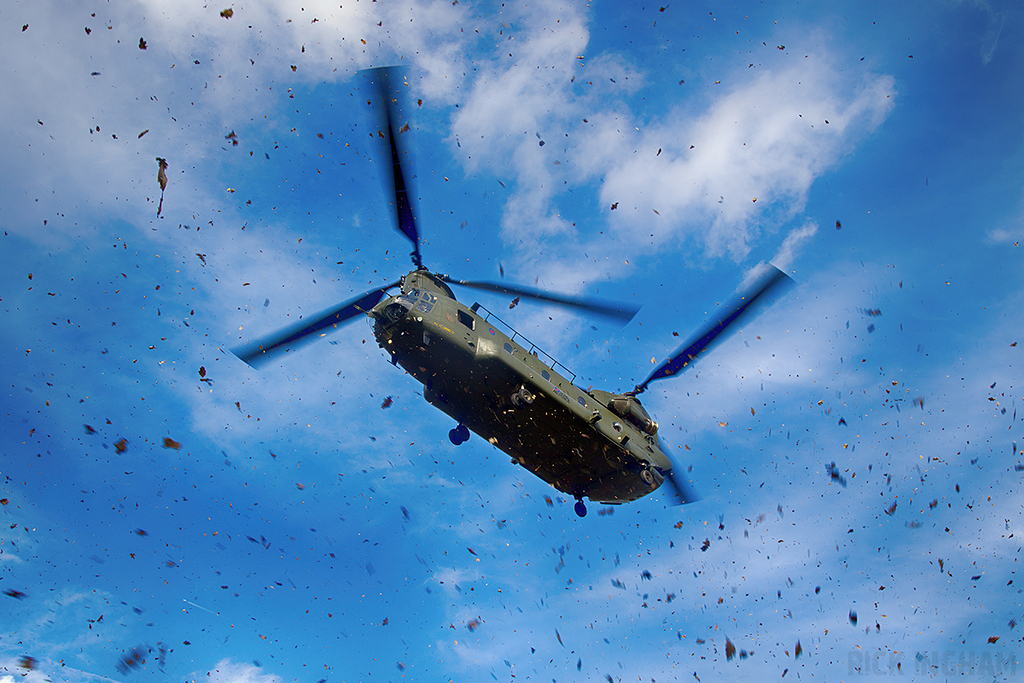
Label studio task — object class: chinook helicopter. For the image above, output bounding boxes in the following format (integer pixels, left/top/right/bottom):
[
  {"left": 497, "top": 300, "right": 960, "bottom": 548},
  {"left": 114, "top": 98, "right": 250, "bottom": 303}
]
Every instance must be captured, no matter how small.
[{"left": 233, "top": 69, "right": 792, "bottom": 517}]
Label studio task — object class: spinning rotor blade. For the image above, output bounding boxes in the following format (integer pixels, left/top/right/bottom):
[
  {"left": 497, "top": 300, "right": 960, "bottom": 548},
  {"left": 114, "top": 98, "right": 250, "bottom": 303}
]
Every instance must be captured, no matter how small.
[
  {"left": 366, "top": 67, "right": 422, "bottom": 268},
  {"left": 233, "top": 282, "right": 399, "bottom": 367},
  {"left": 440, "top": 276, "right": 640, "bottom": 323},
  {"left": 656, "top": 460, "right": 700, "bottom": 506},
  {"left": 633, "top": 265, "right": 793, "bottom": 394}
]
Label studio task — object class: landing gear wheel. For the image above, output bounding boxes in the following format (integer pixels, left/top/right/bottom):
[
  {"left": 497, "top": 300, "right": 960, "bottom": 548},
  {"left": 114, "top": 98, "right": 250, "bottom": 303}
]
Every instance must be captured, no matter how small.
[
  {"left": 511, "top": 386, "right": 535, "bottom": 407},
  {"left": 640, "top": 467, "right": 656, "bottom": 486},
  {"left": 574, "top": 500, "right": 587, "bottom": 517},
  {"left": 449, "top": 424, "right": 470, "bottom": 445}
]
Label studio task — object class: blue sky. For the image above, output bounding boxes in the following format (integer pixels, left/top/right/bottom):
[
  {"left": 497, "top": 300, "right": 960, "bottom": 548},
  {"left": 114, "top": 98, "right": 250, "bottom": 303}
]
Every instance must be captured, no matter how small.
[{"left": 1, "top": 0, "right": 1022, "bottom": 681}]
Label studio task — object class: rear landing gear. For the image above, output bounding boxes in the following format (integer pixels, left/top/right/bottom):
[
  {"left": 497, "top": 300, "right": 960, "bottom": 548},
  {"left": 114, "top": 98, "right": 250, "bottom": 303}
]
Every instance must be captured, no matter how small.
[
  {"left": 448, "top": 424, "right": 470, "bottom": 445},
  {"left": 574, "top": 499, "right": 587, "bottom": 517}
]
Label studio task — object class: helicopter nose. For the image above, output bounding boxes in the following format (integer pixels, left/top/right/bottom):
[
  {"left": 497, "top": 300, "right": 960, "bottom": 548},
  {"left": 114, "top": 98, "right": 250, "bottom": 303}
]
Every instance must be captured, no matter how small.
[{"left": 372, "top": 296, "right": 413, "bottom": 322}]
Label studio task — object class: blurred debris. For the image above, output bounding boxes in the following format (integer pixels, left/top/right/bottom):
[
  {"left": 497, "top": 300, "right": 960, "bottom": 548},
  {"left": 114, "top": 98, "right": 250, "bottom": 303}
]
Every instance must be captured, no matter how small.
[
  {"left": 156, "top": 157, "right": 168, "bottom": 215},
  {"left": 826, "top": 462, "right": 847, "bottom": 487},
  {"left": 116, "top": 646, "right": 148, "bottom": 674}
]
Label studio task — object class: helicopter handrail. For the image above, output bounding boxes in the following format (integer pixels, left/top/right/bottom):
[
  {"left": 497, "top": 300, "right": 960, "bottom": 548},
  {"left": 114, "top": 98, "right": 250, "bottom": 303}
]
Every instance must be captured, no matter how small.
[{"left": 471, "top": 303, "right": 577, "bottom": 385}]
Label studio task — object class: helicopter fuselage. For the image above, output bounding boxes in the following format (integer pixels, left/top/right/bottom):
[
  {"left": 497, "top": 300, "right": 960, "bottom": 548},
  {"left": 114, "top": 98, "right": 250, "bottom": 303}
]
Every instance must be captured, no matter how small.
[{"left": 369, "top": 270, "right": 672, "bottom": 505}]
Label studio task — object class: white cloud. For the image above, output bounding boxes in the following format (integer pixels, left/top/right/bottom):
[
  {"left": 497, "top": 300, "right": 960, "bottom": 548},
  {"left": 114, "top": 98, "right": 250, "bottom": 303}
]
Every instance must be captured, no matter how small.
[
  {"left": 769, "top": 221, "right": 819, "bottom": 272},
  {"left": 441, "top": 18, "right": 896, "bottom": 288},
  {"left": 201, "top": 659, "right": 282, "bottom": 683},
  {"left": 592, "top": 63, "right": 894, "bottom": 261},
  {"left": 0, "top": 0, "right": 473, "bottom": 245},
  {"left": 3, "top": 0, "right": 895, "bottom": 305},
  {"left": 985, "top": 199, "right": 1024, "bottom": 244},
  {"left": 0, "top": 668, "right": 51, "bottom": 683},
  {"left": 0, "top": 653, "right": 113, "bottom": 682}
]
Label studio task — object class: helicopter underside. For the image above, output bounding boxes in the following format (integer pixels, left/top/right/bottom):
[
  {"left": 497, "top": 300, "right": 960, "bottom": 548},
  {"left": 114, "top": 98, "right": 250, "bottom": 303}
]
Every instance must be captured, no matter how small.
[{"left": 374, "top": 313, "right": 662, "bottom": 505}]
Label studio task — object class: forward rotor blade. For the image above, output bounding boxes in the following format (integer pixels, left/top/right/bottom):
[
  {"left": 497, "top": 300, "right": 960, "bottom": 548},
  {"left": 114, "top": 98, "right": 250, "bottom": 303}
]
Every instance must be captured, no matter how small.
[
  {"left": 656, "top": 461, "right": 700, "bottom": 506},
  {"left": 441, "top": 277, "right": 640, "bottom": 323},
  {"left": 366, "top": 67, "right": 422, "bottom": 268},
  {"left": 633, "top": 265, "right": 793, "bottom": 394},
  {"left": 233, "top": 283, "right": 398, "bottom": 367}
]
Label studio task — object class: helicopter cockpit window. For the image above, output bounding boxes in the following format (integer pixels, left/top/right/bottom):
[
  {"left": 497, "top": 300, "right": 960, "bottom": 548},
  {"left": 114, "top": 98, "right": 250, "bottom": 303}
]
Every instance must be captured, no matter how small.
[{"left": 457, "top": 310, "right": 474, "bottom": 330}]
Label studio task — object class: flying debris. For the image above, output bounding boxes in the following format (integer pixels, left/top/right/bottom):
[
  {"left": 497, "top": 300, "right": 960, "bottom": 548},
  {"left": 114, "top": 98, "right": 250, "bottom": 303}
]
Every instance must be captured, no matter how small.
[
  {"left": 155, "top": 157, "right": 168, "bottom": 216},
  {"left": 116, "top": 646, "right": 149, "bottom": 674},
  {"left": 826, "top": 462, "right": 847, "bottom": 487}
]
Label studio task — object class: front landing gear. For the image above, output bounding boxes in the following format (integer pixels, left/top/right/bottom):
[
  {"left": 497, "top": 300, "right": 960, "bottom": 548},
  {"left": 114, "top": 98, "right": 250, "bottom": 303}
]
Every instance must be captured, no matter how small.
[
  {"left": 574, "top": 499, "right": 587, "bottom": 517},
  {"left": 448, "top": 424, "right": 470, "bottom": 445}
]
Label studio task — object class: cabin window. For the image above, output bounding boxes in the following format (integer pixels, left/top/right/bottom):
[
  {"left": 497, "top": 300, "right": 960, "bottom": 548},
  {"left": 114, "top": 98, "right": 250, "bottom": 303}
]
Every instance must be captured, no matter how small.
[
  {"left": 503, "top": 343, "right": 514, "bottom": 354},
  {"left": 457, "top": 310, "right": 474, "bottom": 330},
  {"left": 541, "top": 370, "right": 551, "bottom": 381},
  {"left": 577, "top": 396, "right": 586, "bottom": 407}
]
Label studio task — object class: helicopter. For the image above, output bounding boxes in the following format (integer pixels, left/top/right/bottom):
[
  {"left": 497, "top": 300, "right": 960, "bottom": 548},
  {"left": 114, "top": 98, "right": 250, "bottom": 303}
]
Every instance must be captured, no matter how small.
[{"left": 233, "top": 68, "right": 793, "bottom": 517}]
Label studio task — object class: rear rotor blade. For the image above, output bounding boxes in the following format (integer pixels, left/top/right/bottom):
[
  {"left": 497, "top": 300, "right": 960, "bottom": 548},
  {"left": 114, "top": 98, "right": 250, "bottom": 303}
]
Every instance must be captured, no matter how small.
[
  {"left": 633, "top": 265, "right": 793, "bottom": 394},
  {"left": 441, "top": 277, "right": 640, "bottom": 323},
  {"left": 366, "top": 67, "right": 422, "bottom": 268},
  {"left": 233, "top": 283, "right": 398, "bottom": 366}
]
